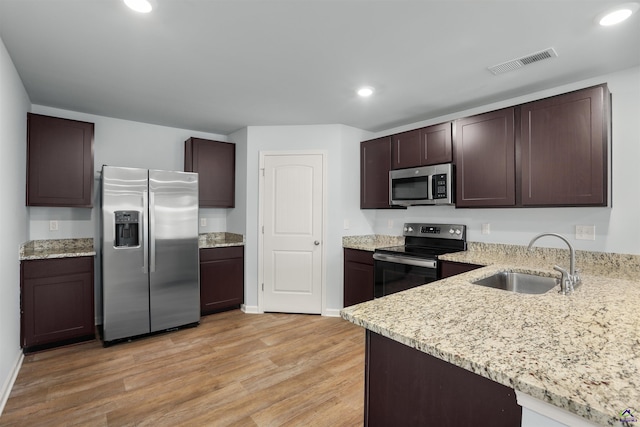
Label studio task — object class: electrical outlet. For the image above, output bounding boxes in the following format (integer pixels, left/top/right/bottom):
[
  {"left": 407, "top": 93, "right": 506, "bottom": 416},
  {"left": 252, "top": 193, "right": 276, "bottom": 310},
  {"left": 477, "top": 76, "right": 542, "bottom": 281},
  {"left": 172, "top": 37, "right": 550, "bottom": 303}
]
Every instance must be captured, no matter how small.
[
  {"left": 343, "top": 219, "right": 350, "bottom": 230},
  {"left": 388, "top": 219, "right": 394, "bottom": 229},
  {"left": 576, "top": 225, "right": 596, "bottom": 240},
  {"left": 200, "top": 218, "right": 207, "bottom": 227},
  {"left": 481, "top": 223, "right": 490, "bottom": 235},
  {"left": 49, "top": 220, "right": 59, "bottom": 231}
]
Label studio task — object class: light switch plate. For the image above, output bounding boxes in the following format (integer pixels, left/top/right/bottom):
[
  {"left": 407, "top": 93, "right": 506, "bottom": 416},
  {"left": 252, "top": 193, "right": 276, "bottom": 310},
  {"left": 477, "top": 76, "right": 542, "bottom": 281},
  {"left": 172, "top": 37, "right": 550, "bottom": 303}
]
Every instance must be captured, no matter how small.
[
  {"left": 576, "top": 225, "right": 595, "bottom": 240},
  {"left": 49, "top": 220, "right": 58, "bottom": 231},
  {"left": 200, "top": 218, "right": 207, "bottom": 227},
  {"left": 481, "top": 223, "right": 490, "bottom": 235},
  {"left": 343, "top": 219, "right": 350, "bottom": 230}
]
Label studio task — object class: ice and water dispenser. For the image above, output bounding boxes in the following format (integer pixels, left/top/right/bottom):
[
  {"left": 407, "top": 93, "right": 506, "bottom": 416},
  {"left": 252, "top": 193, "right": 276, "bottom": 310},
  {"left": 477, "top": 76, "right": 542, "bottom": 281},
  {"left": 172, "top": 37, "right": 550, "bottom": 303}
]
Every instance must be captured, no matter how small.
[{"left": 114, "top": 211, "right": 140, "bottom": 247}]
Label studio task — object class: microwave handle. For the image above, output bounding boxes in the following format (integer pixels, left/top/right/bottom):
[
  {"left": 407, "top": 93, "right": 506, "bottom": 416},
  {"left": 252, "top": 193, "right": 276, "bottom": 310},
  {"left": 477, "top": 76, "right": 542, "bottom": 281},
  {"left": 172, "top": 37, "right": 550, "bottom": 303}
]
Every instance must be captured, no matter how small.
[{"left": 428, "top": 174, "right": 434, "bottom": 200}]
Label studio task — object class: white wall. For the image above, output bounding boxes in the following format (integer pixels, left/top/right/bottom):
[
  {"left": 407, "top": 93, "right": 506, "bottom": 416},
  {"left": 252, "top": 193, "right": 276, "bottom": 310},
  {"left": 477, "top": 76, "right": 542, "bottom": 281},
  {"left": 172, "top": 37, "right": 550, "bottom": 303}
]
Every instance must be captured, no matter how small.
[
  {"left": 241, "top": 125, "right": 371, "bottom": 313},
  {"left": 0, "top": 37, "right": 30, "bottom": 414},
  {"left": 227, "top": 127, "right": 248, "bottom": 236},
  {"left": 28, "top": 105, "right": 230, "bottom": 240},
  {"left": 341, "top": 125, "right": 375, "bottom": 236},
  {"left": 364, "top": 66, "right": 640, "bottom": 255}
]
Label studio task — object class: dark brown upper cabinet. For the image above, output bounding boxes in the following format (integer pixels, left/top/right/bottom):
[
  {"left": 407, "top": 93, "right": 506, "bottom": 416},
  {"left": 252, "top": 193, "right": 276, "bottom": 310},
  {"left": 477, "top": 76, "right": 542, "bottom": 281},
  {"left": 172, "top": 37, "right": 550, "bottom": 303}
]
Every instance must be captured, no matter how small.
[
  {"left": 391, "top": 129, "right": 421, "bottom": 169},
  {"left": 185, "top": 138, "right": 235, "bottom": 208},
  {"left": 391, "top": 123, "right": 453, "bottom": 170},
  {"left": 361, "top": 136, "right": 392, "bottom": 209},
  {"left": 520, "top": 84, "right": 609, "bottom": 207},
  {"left": 420, "top": 122, "right": 453, "bottom": 165},
  {"left": 455, "top": 108, "right": 516, "bottom": 208},
  {"left": 26, "top": 113, "right": 94, "bottom": 207}
]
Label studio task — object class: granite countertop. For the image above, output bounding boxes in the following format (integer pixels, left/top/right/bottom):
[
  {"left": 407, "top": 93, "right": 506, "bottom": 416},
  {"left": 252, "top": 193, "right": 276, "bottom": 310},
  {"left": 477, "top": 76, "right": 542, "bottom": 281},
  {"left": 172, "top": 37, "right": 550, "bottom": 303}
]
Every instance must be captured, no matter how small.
[
  {"left": 20, "top": 238, "right": 95, "bottom": 260},
  {"left": 440, "top": 241, "right": 640, "bottom": 281},
  {"left": 342, "top": 234, "right": 404, "bottom": 251},
  {"left": 199, "top": 232, "right": 244, "bottom": 249},
  {"left": 20, "top": 232, "right": 246, "bottom": 259},
  {"left": 341, "top": 242, "right": 640, "bottom": 427}
]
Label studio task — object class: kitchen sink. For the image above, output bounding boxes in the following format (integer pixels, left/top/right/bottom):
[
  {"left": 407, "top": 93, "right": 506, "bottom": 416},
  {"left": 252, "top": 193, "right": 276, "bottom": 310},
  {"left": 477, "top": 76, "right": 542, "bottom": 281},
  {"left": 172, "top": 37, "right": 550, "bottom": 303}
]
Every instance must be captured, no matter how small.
[{"left": 472, "top": 272, "right": 558, "bottom": 294}]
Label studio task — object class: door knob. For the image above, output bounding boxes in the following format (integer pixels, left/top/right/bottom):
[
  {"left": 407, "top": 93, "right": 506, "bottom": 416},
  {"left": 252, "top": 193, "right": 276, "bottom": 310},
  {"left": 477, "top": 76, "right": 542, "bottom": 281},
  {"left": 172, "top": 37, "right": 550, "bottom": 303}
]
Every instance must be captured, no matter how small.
[{"left": 314, "top": 240, "right": 320, "bottom": 245}]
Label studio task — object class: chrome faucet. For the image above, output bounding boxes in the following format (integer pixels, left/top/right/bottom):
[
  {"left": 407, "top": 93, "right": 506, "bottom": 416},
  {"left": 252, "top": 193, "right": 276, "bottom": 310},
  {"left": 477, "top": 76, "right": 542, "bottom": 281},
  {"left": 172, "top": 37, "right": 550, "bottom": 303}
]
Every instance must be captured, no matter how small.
[{"left": 527, "top": 233, "right": 581, "bottom": 295}]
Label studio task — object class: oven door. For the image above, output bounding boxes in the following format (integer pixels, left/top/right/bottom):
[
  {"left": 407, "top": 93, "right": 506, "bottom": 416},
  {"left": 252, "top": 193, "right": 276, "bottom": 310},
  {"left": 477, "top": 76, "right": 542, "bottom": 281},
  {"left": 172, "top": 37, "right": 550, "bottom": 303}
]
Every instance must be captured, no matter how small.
[{"left": 373, "top": 253, "right": 438, "bottom": 298}]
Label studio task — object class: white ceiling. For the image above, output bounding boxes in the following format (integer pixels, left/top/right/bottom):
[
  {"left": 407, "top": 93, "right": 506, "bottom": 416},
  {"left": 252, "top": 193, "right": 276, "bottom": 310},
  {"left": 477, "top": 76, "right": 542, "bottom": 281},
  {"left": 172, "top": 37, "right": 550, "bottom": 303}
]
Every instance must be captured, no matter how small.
[{"left": 1, "top": 0, "right": 639, "bottom": 135}]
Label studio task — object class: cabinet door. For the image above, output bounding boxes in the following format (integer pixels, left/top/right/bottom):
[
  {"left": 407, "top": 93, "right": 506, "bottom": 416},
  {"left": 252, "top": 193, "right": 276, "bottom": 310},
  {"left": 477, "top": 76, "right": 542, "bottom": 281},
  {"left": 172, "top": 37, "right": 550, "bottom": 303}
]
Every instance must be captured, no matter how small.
[
  {"left": 361, "top": 137, "right": 392, "bottom": 209},
  {"left": 26, "top": 113, "right": 94, "bottom": 207},
  {"left": 439, "top": 260, "right": 482, "bottom": 279},
  {"left": 520, "top": 84, "right": 608, "bottom": 206},
  {"left": 365, "top": 331, "right": 522, "bottom": 426},
  {"left": 455, "top": 108, "right": 516, "bottom": 207},
  {"left": 343, "top": 249, "right": 374, "bottom": 307},
  {"left": 420, "top": 122, "right": 452, "bottom": 165},
  {"left": 200, "top": 247, "right": 244, "bottom": 314},
  {"left": 185, "top": 138, "right": 235, "bottom": 208},
  {"left": 21, "top": 257, "right": 95, "bottom": 350},
  {"left": 391, "top": 129, "right": 421, "bottom": 169}
]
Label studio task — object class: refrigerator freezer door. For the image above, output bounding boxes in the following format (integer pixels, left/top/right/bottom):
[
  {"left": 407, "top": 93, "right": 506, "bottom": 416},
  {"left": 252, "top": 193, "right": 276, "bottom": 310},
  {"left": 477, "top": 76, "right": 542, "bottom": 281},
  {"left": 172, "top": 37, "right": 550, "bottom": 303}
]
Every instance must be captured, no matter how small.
[
  {"left": 102, "top": 166, "right": 151, "bottom": 341},
  {"left": 148, "top": 169, "right": 200, "bottom": 332}
]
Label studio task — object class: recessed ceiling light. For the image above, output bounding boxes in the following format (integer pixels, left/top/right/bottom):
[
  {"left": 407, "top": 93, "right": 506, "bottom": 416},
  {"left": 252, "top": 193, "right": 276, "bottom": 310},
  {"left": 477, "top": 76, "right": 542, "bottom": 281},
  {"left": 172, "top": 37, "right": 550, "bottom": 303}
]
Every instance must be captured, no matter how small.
[
  {"left": 357, "top": 86, "right": 375, "bottom": 97},
  {"left": 596, "top": 2, "right": 639, "bottom": 26},
  {"left": 124, "top": 0, "right": 154, "bottom": 13}
]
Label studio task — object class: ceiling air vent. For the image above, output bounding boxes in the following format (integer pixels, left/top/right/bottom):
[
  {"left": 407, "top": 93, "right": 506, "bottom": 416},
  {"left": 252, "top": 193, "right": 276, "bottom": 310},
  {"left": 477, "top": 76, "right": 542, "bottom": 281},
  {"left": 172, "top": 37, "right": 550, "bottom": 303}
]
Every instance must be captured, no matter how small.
[{"left": 488, "top": 47, "right": 558, "bottom": 75}]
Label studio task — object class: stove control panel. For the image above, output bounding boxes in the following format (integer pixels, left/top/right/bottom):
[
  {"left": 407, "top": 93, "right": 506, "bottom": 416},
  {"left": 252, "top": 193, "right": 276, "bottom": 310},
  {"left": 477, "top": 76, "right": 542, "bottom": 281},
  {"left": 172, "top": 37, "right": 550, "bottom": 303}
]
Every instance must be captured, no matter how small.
[{"left": 403, "top": 223, "right": 466, "bottom": 240}]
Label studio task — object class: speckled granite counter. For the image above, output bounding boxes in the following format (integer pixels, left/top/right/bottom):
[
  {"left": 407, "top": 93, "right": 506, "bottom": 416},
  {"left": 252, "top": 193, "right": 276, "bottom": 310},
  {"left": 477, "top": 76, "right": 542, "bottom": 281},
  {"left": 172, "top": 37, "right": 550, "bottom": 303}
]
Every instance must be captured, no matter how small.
[
  {"left": 342, "top": 242, "right": 640, "bottom": 427},
  {"left": 199, "top": 232, "right": 244, "bottom": 249},
  {"left": 342, "top": 234, "right": 404, "bottom": 251},
  {"left": 440, "top": 241, "right": 640, "bottom": 281},
  {"left": 19, "top": 238, "right": 95, "bottom": 260}
]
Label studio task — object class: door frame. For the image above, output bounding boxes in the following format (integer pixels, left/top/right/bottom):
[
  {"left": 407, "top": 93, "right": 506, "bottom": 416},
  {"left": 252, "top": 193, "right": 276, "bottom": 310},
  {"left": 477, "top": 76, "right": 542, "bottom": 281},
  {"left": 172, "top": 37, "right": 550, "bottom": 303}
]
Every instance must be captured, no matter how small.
[{"left": 257, "top": 150, "right": 328, "bottom": 315}]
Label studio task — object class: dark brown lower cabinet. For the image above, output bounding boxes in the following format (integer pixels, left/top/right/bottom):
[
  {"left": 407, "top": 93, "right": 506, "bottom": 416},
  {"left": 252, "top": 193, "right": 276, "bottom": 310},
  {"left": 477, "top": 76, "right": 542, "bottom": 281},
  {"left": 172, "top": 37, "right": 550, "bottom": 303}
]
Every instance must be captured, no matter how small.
[
  {"left": 365, "top": 331, "right": 522, "bottom": 426},
  {"left": 439, "top": 260, "right": 483, "bottom": 279},
  {"left": 20, "top": 257, "right": 95, "bottom": 352},
  {"left": 200, "top": 246, "right": 244, "bottom": 315},
  {"left": 343, "top": 249, "right": 374, "bottom": 307}
]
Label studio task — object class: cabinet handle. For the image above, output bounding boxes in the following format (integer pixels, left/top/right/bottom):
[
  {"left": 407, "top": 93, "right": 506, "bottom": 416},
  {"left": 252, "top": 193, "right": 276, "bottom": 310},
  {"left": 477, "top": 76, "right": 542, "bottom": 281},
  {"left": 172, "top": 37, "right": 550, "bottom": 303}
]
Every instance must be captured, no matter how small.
[{"left": 314, "top": 241, "right": 320, "bottom": 246}]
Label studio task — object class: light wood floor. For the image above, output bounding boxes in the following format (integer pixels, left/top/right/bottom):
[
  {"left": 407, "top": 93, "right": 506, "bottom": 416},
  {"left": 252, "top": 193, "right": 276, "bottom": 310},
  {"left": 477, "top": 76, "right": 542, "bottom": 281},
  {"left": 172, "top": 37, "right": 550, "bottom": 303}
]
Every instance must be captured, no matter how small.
[{"left": 1, "top": 310, "right": 365, "bottom": 426}]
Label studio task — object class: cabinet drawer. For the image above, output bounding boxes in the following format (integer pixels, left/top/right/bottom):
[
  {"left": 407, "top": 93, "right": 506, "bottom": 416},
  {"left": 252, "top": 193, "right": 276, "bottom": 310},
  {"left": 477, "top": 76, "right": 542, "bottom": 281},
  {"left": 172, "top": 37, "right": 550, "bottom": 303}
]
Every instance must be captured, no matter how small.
[
  {"left": 22, "top": 257, "right": 94, "bottom": 279},
  {"left": 344, "top": 248, "right": 374, "bottom": 265},
  {"left": 200, "top": 246, "right": 244, "bottom": 262}
]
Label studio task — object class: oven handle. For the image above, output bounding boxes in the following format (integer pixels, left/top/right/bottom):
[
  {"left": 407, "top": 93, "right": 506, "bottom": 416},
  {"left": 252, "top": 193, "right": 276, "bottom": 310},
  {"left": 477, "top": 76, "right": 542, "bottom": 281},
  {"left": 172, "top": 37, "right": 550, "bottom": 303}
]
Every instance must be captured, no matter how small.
[{"left": 373, "top": 253, "right": 437, "bottom": 269}]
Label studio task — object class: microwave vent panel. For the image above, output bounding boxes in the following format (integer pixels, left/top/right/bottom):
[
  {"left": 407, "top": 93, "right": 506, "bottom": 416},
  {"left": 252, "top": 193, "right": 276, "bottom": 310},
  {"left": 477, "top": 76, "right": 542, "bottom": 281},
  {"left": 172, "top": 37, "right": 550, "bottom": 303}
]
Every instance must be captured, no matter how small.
[{"left": 488, "top": 47, "right": 558, "bottom": 75}]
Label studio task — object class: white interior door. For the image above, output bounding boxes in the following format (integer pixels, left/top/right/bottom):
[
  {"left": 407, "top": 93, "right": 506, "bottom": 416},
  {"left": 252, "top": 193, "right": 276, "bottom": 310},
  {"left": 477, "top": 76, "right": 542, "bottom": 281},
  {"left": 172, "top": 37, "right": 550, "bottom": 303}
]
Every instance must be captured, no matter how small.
[{"left": 261, "top": 152, "right": 324, "bottom": 314}]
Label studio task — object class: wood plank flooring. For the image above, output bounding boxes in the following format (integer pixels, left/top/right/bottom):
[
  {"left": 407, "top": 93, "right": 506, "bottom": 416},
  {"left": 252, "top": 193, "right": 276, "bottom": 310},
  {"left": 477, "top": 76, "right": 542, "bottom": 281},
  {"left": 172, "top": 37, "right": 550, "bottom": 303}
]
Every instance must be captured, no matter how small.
[{"left": 1, "top": 310, "right": 365, "bottom": 426}]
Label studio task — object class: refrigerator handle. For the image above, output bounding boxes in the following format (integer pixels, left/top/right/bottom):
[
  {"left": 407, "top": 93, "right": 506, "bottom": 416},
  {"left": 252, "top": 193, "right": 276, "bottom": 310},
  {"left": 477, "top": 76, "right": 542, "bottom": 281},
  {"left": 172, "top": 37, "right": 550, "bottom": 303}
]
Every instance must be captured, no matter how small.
[
  {"left": 149, "top": 191, "right": 156, "bottom": 273},
  {"left": 142, "top": 191, "right": 149, "bottom": 274}
]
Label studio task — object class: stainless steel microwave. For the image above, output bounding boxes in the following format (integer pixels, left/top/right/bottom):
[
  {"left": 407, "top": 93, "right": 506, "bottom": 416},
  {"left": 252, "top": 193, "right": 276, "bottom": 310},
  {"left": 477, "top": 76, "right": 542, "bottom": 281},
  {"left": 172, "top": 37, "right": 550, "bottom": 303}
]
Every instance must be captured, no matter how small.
[{"left": 389, "top": 163, "right": 454, "bottom": 206}]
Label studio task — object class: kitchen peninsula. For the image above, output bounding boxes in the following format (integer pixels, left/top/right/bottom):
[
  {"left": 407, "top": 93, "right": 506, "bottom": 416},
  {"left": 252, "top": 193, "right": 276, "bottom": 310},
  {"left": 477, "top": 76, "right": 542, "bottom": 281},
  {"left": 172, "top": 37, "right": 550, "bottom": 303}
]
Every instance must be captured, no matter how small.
[{"left": 341, "top": 243, "right": 640, "bottom": 426}]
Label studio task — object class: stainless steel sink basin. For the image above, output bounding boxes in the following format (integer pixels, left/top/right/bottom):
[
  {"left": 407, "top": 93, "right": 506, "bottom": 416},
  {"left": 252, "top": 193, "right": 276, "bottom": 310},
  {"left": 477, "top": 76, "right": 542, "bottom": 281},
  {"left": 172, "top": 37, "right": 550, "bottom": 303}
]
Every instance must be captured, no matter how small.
[{"left": 472, "top": 272, "right": 558, "bottom": 294}]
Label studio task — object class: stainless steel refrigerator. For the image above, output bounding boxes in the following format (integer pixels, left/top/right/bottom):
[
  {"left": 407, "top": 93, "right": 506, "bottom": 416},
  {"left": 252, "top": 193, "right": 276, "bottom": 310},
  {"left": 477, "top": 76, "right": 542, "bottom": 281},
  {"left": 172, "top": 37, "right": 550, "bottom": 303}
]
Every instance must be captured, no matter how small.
[{"left": 101, "top": 166, "right": 200, "bottom": 344}]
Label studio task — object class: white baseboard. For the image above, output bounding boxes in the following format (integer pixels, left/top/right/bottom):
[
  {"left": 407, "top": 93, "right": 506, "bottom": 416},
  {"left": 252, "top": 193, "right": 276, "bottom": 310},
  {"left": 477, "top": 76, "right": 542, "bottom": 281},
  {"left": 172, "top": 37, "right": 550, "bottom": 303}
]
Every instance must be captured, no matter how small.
[
  {"left": 323, "top": 308, "right": 342, "bottom": 317},
  {"left": 241, "top": 304, "right": 260, "bottom": 314},
  {"left": 0, "top": 350, "right": 24, "bottom": 417},
  {"left": 240, "top": 306, "right": 343, "bottom": 317}
]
